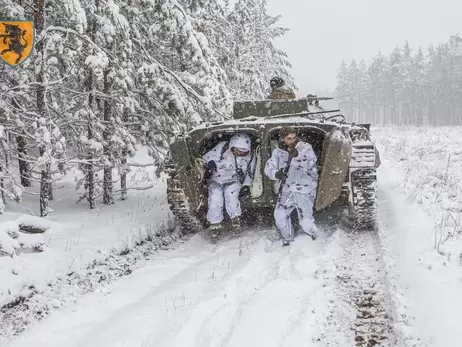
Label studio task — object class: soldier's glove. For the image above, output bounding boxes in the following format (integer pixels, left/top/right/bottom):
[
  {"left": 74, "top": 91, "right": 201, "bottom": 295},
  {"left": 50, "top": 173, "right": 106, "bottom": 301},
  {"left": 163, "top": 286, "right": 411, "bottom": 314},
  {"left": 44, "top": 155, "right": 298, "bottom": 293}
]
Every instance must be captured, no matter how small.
[
  {"left": 275, "top": 169, "right": 288, "bottom": 181},
  {"left": 236, "top": 168, "right": 245, "bottom": 184},
  {"left": 288, "top": 147, "right": 298, "bottom": 158},
  {"left": 239, "top": 186, "right": 251, "bottom": 199},
  {"left": 205, "top": 160, "right": 217, "bottom": 174},
  {"left": 204, "top": 160, "right": 217, "bottom": 180}
]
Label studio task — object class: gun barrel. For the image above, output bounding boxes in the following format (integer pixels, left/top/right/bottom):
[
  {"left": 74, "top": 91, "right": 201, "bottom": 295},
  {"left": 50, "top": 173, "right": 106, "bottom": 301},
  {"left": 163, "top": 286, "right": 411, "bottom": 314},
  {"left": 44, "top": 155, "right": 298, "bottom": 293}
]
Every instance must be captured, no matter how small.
[
  {"left": 306, "top": 96, "right": 334, "bottom": 101},
  {"left": 305, "top": 109, "right": 340, "bottom": 115}
]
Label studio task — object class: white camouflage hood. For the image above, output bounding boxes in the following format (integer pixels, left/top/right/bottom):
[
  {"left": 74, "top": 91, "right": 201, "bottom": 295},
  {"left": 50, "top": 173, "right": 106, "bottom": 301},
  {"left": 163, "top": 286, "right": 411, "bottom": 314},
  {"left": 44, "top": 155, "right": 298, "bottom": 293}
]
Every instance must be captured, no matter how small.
[{"left": 229, "top": 134, "right": 251, "bottom": 153}]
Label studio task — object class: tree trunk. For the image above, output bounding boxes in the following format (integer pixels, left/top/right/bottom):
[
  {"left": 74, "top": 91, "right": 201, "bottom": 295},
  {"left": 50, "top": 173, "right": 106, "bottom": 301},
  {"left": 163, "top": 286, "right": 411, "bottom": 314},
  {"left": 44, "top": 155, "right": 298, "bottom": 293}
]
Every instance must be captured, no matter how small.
[
  {"left": 16, "top": 134, "right": 31, "bottom": 187},
  {"left": 5, "top": 132, "right": 12, "bottom": 171},
  {"left": 39, "top": 148, "right": 49, "bottom": 216},
  {"left": 11, "top": 93, "right": 31, "bottom": 188},
  {"left": 121, "top": 148, "right": 127, "bottom": 201},
  {"left": 34, "top": 0, "right": 50, "bottom": 217},
  {"left": 87, "top": 122, "right": 95, "bottom": 209},
  {"left": 0, "top": 163, "right": 5, "bottom": 212},
  {"left": 85, "top": 70, "right": 95, "bottom": 210},
  {"left": 84, "top": 2, "right": 99, "bottom": 210},
  {"left": 102, "top": 60, "right": 114, "bottom": 205},
  {"left": 47, "top": 164, "right": 53, "bottom": 201}
]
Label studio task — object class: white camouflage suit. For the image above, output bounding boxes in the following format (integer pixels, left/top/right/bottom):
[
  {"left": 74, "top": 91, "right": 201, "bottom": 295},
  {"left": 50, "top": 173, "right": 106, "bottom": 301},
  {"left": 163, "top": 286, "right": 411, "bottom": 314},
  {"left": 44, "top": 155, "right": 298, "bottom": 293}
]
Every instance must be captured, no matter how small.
[
  {"left": 202, "top": 134, "right": 254, "bottom": 225},
  {"left": 264, "top": 141, "right": 319, "bottom": 241}
]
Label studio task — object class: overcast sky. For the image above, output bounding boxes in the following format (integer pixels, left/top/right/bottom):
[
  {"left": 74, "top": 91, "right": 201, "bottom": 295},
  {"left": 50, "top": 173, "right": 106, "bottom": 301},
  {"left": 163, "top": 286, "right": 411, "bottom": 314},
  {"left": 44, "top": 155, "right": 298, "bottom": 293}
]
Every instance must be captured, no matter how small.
[{"left": 266, "top": 0, "right": 462, "bottom": 96}]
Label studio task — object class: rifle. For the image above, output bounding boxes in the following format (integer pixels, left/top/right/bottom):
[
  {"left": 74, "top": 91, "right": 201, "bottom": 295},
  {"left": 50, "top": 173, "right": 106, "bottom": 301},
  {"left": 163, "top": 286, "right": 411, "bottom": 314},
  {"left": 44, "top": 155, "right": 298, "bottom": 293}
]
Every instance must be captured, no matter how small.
[{"left": 276, "top": 150, "right": 296, "bottom": 203}]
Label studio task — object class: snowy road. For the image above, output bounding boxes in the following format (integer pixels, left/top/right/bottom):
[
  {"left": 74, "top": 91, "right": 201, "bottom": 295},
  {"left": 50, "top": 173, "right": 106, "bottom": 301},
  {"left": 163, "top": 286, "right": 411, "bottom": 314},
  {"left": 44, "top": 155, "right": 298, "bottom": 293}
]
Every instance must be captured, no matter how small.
[
  {"left": 5, "top": 208, "right": 397, "bottom": 347},
  {"left": 6, "top": 128, "right": 462, "bottom": 347}
]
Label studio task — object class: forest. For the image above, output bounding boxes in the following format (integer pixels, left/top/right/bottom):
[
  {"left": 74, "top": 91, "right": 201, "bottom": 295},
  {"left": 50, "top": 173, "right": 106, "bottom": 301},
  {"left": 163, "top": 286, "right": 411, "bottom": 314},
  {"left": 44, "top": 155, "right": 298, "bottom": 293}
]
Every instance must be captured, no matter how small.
[
  {"left": 0, "top": 0, "right": 294, "bottom": 216},
  {"left": 335, "top": 36, "right": 462, "bottom": 126}
]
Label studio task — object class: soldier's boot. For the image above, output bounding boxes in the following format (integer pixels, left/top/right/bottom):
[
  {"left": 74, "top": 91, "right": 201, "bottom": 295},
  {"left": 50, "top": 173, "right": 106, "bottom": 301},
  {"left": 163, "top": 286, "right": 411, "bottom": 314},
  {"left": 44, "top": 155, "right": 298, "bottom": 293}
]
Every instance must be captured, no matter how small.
[
  {"left": 208, "top": 223, "right": 223, "bottom": 239},
  {"left": 231, "top": 217, "right": 242, "bottom": 234}
]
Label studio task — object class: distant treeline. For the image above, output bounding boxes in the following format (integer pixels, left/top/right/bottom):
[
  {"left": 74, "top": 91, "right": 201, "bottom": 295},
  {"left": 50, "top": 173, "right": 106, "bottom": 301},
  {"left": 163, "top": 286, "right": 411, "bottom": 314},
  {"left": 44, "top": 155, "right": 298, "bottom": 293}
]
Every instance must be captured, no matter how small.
[{"left": 335, "top": 35, "right": 462, "bottom": 126}]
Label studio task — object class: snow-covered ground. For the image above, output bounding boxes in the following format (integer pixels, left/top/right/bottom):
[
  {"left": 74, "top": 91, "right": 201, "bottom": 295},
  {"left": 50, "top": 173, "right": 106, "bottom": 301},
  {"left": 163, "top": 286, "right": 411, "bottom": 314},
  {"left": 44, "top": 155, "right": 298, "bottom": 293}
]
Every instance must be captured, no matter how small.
[
  {"left": 2, "top": 126, "right": 462, "bottom": 347},
  {"left": 0, "top": 147, "right": 180, "bottom": 344},
  {"left": 3, "top": 223, "right": 397, "bottom": 347},
  {"left": 374, "top": 126, "right": 462, "bottom": 257},
  {"left": 374, "top": 126, "right": 462, "bottom": 347}
]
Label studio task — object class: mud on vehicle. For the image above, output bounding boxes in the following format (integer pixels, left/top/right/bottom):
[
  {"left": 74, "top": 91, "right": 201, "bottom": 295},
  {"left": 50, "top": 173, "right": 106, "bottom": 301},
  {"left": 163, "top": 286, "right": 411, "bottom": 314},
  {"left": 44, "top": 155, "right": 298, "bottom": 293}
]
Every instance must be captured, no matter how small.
[{"left": 164, "top": 96, "right": 381, "bottom": 234}]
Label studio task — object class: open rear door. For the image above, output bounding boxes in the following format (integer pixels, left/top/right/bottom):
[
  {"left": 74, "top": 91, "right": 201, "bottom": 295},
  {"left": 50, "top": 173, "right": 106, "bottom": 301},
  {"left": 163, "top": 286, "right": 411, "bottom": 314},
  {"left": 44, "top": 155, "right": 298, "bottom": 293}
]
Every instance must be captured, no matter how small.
[
  {"left": 314, "top": 127, "right": 352, "bottom": 211},
  {"left": 167, "top": 136, "right": 204, "bottom": 215}
]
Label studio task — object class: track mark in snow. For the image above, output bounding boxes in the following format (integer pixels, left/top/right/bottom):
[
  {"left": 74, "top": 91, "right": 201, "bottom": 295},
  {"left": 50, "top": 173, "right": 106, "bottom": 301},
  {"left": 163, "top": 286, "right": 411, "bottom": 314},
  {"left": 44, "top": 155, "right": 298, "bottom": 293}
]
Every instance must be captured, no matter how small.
[{"left": 322, "top": 230, "right": 397, "bottom": 347}]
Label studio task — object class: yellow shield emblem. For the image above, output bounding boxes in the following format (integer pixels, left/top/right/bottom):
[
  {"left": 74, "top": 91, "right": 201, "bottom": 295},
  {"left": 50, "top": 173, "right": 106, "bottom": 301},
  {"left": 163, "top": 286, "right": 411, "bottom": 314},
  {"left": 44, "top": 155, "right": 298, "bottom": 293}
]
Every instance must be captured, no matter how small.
[{"left": 0, "top": 20, "right": 34, "bottom": 67}]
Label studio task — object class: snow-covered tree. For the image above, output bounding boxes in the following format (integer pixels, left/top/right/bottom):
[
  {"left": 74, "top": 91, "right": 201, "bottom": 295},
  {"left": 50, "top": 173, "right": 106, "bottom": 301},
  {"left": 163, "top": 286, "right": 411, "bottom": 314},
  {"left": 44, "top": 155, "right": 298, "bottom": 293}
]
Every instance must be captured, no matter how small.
[
  {"left": 0, "top": 0, "right": 295, "bottom": 215},
  {"left": 201, "top": 0, "right": 295, "bottom": 100}
]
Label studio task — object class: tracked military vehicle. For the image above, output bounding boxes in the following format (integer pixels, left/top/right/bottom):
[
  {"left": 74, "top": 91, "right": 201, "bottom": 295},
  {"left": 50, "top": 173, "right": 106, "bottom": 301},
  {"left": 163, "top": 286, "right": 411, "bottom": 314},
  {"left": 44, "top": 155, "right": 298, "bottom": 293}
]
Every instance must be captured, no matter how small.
[{"left": 165, "top": 96, "right": 380, "bottom": 234}]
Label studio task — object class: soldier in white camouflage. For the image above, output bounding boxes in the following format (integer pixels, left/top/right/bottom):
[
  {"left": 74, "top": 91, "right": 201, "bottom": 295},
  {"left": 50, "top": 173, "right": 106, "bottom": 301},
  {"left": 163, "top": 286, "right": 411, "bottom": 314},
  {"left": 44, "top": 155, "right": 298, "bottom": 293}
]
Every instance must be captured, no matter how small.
[{"left": 202, "top": 134, "right": 255, "bottom": 237}]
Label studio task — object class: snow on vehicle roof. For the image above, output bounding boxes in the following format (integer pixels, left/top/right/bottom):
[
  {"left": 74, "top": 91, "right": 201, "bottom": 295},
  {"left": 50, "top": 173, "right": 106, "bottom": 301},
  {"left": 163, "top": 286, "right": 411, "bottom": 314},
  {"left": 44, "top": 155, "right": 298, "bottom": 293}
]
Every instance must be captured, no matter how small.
[
  {"left": 182, "top": 97, "right": 369, "bottom": 136},
  {"left": 190, "top": 113, "right": 350, "bottom": 132}
]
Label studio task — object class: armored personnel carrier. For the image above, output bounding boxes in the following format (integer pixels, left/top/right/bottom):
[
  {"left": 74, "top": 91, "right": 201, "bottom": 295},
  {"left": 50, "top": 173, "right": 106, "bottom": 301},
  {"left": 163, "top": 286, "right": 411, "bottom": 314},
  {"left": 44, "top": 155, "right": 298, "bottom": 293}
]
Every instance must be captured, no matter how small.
[{"left": 165, "top": 96, "right": 380, "bottom": 234}]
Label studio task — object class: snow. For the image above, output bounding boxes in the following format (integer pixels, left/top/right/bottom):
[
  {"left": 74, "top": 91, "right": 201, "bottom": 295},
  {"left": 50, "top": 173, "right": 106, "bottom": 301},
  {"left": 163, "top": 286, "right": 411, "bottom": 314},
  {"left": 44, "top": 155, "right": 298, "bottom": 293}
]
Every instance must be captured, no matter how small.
[
  {"left": 374, "top": 126, "right": 462, "bottom": 257},
  {"left": 16, "top": 215, "right": 53, "bottom": 230},
  {"left": 374, "top": 126, "right": 462, "bottom": 347},
  {"left": 0, "top": 226, "right": 20, "bottom": 257},
  {"left": 3, "top": 126, "right": 462, "bottom": 347},
  {"left": 88, "top": 139, "right": 103, "bottom": 152},
  {"left": 0, "top": 147, "right": 179, "bottom": 343},
  {"left": 3, "top": 226, "right": 396, "bottom": 347},
  {"left": 195, "top": 114, "right": 348, "bottom": 132},
  {"left": 0, "top": 217, "right": 50, "bottom": 256},
  {"left": 106, "top": 0, "right": 129, "bottom": 30},
  {"left": 84, "top": 53, "right": 109, "bottom": 71}
]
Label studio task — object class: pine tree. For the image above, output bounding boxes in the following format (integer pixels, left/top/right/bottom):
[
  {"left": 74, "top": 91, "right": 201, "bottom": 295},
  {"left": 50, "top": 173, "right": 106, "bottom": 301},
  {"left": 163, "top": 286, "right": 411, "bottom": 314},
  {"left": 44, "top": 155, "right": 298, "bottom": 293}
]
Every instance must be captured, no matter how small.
[
  {"left": 0, "top": 0, "right": 296, "bottom": 215},
  {"left": 335, "top": 59, "right": 350, "bottom": 112},
  {"left": 209, "top": 0, "right": 295, "bottom": 100},
  {"left": 358, "top": 59, "right": 370, "bottom": 123}
]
